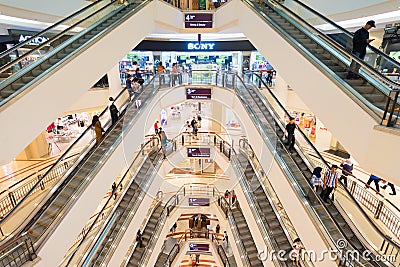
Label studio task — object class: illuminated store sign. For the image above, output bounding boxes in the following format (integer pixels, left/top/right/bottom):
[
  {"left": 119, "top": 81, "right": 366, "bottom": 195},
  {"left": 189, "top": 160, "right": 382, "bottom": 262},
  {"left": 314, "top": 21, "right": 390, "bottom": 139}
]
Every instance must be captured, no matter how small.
[
  {"left": 186, "top": 88, "right": 212, "bottom": 99},
  {"left": 187, "top": 42, "right": 215, "bottom": 50},
  {"left": 18, "top": 34, "right": 49, "bottom": 45},
  {"left": 187, "top": 147, "right": 211, "bottom": 158},
  {"left": 184, "top": 13, "right": 213, "bottom": 28}
]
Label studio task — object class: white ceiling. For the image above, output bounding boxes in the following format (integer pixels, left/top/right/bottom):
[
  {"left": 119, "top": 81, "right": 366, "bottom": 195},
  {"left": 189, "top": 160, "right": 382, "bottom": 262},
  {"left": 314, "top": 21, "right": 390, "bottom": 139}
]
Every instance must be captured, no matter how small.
[{"left": 0, "top": 0, "right": 90, "bottom": 17}]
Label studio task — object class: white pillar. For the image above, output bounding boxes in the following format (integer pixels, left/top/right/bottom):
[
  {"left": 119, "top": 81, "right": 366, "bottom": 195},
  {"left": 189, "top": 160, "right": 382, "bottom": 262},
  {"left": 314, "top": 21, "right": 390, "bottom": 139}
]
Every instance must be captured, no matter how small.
[
  {"left": 107, "top": 63, "right": 123, "bottom": 98},
  {"left": 211, "top": 101, "right": 223, "bottom": 132}
]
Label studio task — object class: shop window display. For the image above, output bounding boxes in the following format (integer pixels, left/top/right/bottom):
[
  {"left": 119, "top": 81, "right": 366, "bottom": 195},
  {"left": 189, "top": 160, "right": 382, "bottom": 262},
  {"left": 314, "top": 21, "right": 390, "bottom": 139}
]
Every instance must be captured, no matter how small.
[
  {"left": 119, "top": 51, "right": 154, "bottom": 85},
  {"left": 286, "top": 111, "right": 317, "bottom": 141}
]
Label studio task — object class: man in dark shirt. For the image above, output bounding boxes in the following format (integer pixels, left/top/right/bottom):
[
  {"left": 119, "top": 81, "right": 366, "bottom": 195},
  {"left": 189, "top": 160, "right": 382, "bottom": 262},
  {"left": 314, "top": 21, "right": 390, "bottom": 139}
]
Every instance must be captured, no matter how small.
[
  {"left": 339, "top": 159, "right": 353, "bottom": 187},
  {"left": 109, "top": 97, "right": 119, "bottom": 125},
  {"left": 125, "top": 74, "right": 133, "bottom": 96},
  {"left": 347, "top": 20, "right": 375, "bottom": 79},
  {"left": 284, "top": 117, "right": 296, "bottom": 152}
]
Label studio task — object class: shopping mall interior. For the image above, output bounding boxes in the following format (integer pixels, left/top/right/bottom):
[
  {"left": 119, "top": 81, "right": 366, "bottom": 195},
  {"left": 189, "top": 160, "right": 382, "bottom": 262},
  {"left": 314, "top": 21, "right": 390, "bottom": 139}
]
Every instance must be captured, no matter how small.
[{"left": 0, "top": 0, "right": 400, "bottom": 266}]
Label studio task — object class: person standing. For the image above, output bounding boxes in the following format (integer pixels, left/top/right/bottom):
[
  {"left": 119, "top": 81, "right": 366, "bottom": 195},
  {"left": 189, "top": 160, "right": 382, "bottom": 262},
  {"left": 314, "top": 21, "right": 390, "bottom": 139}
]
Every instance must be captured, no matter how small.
[
  {"left": 125, "top": 74, "right": 133, "bottom": 97},
  {"left": 223, "top": 231, "right": 228, "bottom": 246},
  {"left": 290, "top": 238, "right": 303, "bottom": 267},
  {"left": 320, "top": 165, "right": 339, "bottom": 203},
  {"left": 136, "top": 230, "right": 143, "bottom": 248},
  {"left": 311, "top": 166, "right": 323, "bottom": 192},
  {"left": 190, "top": 117, "right": 198, "bottom": 138},
  {"left": 109, "top": 97, "right": 119, "bottom": 125},
  {"left": 132, "top": 77, "right": 141, "bottom": 108},
  {"left": 92, "top": 115, "right": 104, "bottom": 145},
  {"left": 197, "top": 114, "right": 202, "bottom": 129},
  {"left": 154, "top": 121, "right": 160, "bottom": 134},
  {"left": 157, "top": 62, "right": 166, "bottom": 85},
  {"left": 283, "top": 117, "right": 296, "bottom": 152},
  {"left": 111, "top": 182, "right": 117, "bottom": 200},
  {"left": 339, "top": 159, "right": 353, "bottom": 187},
  {"left": 347, "top": 20, "right": 376, "bottom": 79},
  {"left": 159, "top": 127, "right": 168, "bottom": 147},
  {"left": 216, "top": 224, "right": 220, "bottom": 234}
]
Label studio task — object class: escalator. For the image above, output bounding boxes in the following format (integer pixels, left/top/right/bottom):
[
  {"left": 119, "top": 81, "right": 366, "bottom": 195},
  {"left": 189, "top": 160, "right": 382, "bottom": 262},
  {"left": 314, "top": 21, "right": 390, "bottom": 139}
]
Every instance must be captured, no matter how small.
[
  {"left": 242, "top": 0, "right": 400, "bottom": 124},
  {"left": 124, "top": 202, "right": 164, "bottom": 267},
  {"left": 0, "top": 0, "right": 148, "bottom": 103},
  {"left": 233, "top": 73, "right": 398, "bottom": 266},
  {"left": 80, "top": 148, "right": 163, "bottom": 266},
  {"left": 236, "top": 153, "right": 292, "bottom": 256},
  {"left": 0, "top": 0, "right": 152, "bottom": 163},
  {"left": 0, "top": 75, "right": 162, "bottom": 265},
  {"left": 230, "top": 201, "right": 263, "bottom": 266}
]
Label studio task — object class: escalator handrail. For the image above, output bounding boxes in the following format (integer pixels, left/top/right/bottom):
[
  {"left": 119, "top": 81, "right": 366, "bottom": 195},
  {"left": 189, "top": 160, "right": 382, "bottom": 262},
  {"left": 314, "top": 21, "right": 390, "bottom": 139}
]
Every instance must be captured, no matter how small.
[
  {"left": 0, "top": 153, "right": 78, "bottom": 195},
  {"left": 245, "top": 71, "right": 331, "bottom": 168},
  {"left": 304, "top": 147, "right": 400, "bottom": 215},
  {"left": 0, "top": 0, "right": 110, "bottom": 60},
  {"left": 219, "top": 135, "right": 313, "bottom": 266},
  {"left": 288, "top": 0, "right": 400, "bottom": 73},
  {"left": 0, "top": 74, "right": 152, "bottom": 227},
  {"left": 0, "top": 0, "right": 118, "bottom": 74},
  {"left": 228, "top": 73, "right": 377, "bottom": 266},
  {"left": 27, "top": 74, "right": 158, "bottom": 245},
  {"left": 250, "top": 0, "right": 400, "bottom": 91},
  {"left": 65, "top": 138, "right": 158, "bottom": 266},
  {"left": 238, "top": 73, "right": 400, "bottom": 256},
  {"left": 246, "top": 72, "right": 400, "bottom": 248}
]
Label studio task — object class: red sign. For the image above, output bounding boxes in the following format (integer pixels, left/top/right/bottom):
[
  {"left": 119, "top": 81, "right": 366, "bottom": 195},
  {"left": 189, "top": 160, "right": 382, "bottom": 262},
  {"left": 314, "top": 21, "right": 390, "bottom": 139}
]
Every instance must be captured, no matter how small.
[{"left": 186, "top": 88, "right": 212, "bottom": 99}]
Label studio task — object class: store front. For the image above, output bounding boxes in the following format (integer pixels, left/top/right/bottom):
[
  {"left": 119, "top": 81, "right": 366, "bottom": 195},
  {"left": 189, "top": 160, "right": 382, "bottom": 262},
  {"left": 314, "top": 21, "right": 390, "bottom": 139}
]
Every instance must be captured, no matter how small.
[
  {"left": 118, "top": 40, "right": 257, "bottom": 84},
  {"left": 6, "top": 29, "right": 54, "bottom": 71}
]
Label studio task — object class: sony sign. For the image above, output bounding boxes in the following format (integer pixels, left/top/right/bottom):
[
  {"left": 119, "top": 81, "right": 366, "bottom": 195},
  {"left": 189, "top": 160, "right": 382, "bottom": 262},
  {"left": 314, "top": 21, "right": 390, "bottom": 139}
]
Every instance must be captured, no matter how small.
[
  {"left": 187, "top": 42, "right": 215, "bottom": 50},
  {"left": 18, "top": 34, "right": 49, "bottom": 46}
]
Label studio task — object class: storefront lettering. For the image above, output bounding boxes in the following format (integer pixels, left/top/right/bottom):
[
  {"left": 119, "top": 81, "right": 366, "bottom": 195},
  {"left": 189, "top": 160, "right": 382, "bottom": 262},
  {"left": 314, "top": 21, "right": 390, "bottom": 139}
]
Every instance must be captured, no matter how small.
[
  {"left": 187, "top": 42, "right": 215, "bottom": 50},
  {"left": 18, "top": 34, "right": 49, "bottom": 45}
]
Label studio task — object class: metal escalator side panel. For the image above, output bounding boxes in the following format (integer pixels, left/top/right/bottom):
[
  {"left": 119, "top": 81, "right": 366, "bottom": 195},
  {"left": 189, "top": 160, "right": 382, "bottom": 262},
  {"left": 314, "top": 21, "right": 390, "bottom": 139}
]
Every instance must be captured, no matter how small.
[
  {"left": 243, "top": 73, "right": 400, "bottom": 265},
  {"left": 234, "top": 76, "right": 384, "bottom": 266},
  {"left": 0, "top": 0, "right": 151, "bottom": 110},
  {"left": 82, "top": 150, "right": 164, "bottom": 266},
  {"left": 241, "top": 0, "right": 399, "bottom": 124},
  {"left": 9, "top": 76, "right": 159, "bottom": 252}
]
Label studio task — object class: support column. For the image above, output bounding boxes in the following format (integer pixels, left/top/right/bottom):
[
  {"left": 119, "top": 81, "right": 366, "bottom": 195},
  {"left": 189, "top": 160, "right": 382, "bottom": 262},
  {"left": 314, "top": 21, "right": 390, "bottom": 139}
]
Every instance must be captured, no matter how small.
[
  {"left": 16, "top": 132, "right": 48, "bottom": 160},
  {"left": 107, "top": 63, "right": 123, "bottom": 98},
  {"left": 211, "top": 101, "right": 223, "bottom": 132}
]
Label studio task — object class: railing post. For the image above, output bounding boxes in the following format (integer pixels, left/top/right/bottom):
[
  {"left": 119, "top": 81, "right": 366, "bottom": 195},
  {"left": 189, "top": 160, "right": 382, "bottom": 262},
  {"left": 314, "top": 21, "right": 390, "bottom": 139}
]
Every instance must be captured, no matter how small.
[
  {"left": 349, "top": 180, "right": 356, "bottom": 195},
  {"left": 182, "top": 134, "right": 184, "bottom": 145},
  {"left": 141, "top": 143, "right": 144, "bottom": 156},
  {"left": 374, "top": 200, "right": 384, "bottom": 219},
  {"left": 220, "top": 141, "right": 223, "bottom": 152},
  {"left": 213, "top": 135, "right": 216, "bottom": 145},
  {"left": 228, "top": 149, "right": 231, "bottom": 160},
  {"left": 38, "top": 174, "right": 45, "bottom": 190},
  {"left": 183, "top": 187, "right": 186, "bottom": 196},
  {"left": 8, "top": 191, "right": 16, "bottom": 206},
  {"left": 381, "top": 90, "right": 399, "bottom": 127}
]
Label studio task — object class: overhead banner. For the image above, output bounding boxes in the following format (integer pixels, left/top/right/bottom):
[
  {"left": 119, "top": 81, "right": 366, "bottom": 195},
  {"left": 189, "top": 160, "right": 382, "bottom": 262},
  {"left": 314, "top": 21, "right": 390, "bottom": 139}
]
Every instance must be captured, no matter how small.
[
  {"left": 187, "top": 147, "right": 211, "bottom": 157},
  {"left": 186, "top": 88, "right": 212, "bottom": 100},
  {"left": 184, "top": 13, "right": 213, "bottom": 28}
]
